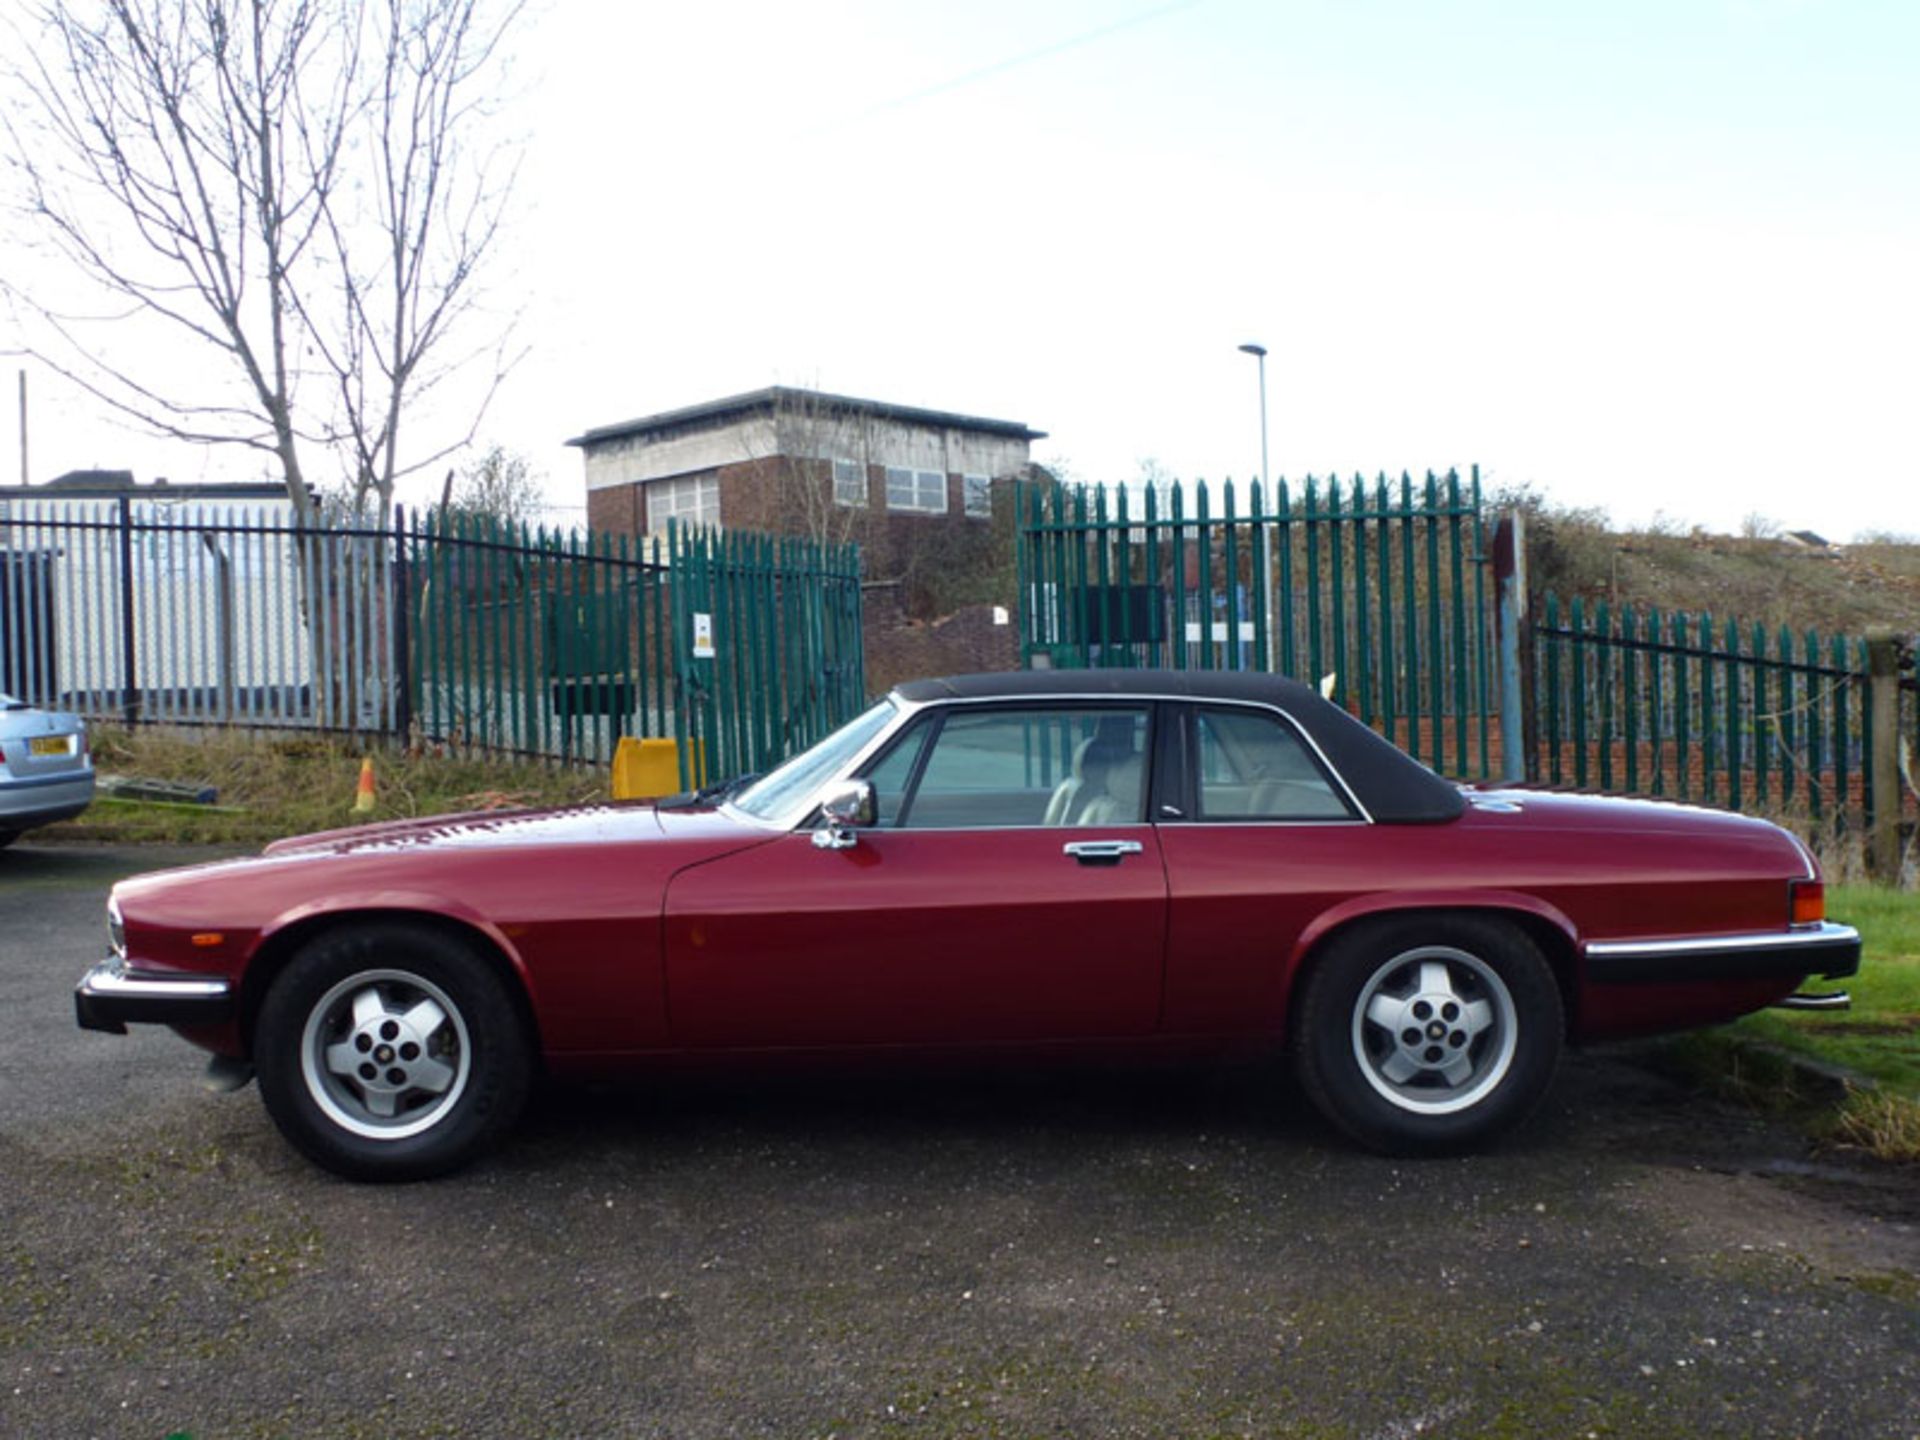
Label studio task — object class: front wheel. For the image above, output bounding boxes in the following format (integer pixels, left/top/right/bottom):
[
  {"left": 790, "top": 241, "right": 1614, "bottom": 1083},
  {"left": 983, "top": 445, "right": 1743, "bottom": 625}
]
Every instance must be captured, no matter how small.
[
  {"left": 1290, "top": 914, "right": 1563, "bottom": 1155},
  {"left": 254, "top": 922, "right": 532, "bottom": 1181}
]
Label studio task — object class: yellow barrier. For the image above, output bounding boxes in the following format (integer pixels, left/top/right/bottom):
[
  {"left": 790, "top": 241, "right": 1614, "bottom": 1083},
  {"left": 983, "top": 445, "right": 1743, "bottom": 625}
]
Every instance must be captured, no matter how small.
[{"left": 611, "top": 737, "right": 704, "bottom": 799}]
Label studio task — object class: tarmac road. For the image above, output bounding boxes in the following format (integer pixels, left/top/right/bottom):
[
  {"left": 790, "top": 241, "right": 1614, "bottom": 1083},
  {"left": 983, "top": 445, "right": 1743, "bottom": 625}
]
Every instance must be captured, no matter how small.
[{"left": 1, "top": 840, "right": 1917, "bottom": 1440}]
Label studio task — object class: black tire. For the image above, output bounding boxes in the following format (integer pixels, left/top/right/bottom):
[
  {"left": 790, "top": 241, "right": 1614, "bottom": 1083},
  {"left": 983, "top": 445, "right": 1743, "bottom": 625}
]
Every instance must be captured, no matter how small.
[
  {"left": 1289, "top": 913, "right": 1562, "bottom": 1155},
  {"left": 254, "top": 920, "right": 532, "bottom": 1181}
]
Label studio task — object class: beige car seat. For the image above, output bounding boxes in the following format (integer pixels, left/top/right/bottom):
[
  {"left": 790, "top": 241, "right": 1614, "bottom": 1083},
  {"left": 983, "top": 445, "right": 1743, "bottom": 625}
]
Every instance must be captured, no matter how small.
[
  {"left": 1077, "top": 754, "right": 1143, "bottom": 825},
  {"left": 1044, "top": 736, "right": 1115, "bottom": 826},
  {"left": 1244, "top": 741, "right": 1345, "bottom": 817}
]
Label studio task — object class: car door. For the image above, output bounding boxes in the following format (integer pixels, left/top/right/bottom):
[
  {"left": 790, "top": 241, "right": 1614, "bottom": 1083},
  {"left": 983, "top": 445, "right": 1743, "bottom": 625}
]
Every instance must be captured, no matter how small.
[
  {"left": 661, "top": 702, "right": 1169, "bottom": 1048},
  {"left": 1156, "top": 702, "right": 1378, "bottom": 1035}
]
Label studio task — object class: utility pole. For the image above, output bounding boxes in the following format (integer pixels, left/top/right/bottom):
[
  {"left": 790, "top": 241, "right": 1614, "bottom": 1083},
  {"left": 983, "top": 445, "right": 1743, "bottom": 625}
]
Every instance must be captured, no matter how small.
[{"left": 16, "top": 369, "right": 25, "bottom": 486}]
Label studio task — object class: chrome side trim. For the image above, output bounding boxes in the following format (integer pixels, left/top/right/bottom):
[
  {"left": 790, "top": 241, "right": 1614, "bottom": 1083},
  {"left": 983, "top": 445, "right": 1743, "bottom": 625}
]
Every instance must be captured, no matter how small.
[
  {"left": 774, "top": 818, "right": 1367, "bottom": 837},
  {"left": 1585, "top": 921, "right": 1858, "bottom": 960},
  {"left": 1783, "top": 830, "right": 1819, "bottom": 881}
]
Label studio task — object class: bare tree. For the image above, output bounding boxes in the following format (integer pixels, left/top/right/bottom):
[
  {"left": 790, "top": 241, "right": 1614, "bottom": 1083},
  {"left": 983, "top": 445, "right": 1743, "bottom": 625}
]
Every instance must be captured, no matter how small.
[
  {"left": 447, "top": 442, "right": 542, "bottom": 527},
  {"left": 0, "top": 0, "right": 523, "bottom": 519},
  {"left": 742, "top": 386, "right": 878, "bottom": 551}
]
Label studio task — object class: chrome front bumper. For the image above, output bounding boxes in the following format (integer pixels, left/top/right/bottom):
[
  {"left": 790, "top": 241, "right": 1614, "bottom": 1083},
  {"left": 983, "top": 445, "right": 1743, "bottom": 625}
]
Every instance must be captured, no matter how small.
[
  {"left": 1584, "top": 921, "right": 1862, "bottom": 986},
  {"left": 75, "top": 959, "right": 235, "bottom": 1035}
]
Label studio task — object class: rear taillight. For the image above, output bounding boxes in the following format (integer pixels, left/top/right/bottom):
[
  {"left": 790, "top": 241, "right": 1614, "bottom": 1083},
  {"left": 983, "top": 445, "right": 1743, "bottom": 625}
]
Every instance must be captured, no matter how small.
[{"left": 1790, "top": 880, "right": 1825, "bottom": 927}]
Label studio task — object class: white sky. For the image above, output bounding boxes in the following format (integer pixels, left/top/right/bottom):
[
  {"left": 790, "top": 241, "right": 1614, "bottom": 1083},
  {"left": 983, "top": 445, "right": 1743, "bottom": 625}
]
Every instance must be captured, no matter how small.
[{"left": 4, "top": 0, "right": 1917, "bottom": 539}]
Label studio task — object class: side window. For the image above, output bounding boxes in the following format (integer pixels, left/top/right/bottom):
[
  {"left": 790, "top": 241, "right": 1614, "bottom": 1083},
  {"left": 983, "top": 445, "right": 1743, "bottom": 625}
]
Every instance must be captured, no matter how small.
[
  {"left": 890, "top": 707, "right": 1150, "bottom": 829},
  {"left": 1193, "top": 708, "right": 1351, "bottom": 820},
  {"left": 861, "top": 717, "right": 932, "bottom": 828}
]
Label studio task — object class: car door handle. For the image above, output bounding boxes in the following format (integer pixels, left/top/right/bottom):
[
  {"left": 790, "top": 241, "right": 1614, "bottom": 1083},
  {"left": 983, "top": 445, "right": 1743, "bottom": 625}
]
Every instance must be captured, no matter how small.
[{"left": 1062, "top": 839, "right": 1144, "bottom": 865}]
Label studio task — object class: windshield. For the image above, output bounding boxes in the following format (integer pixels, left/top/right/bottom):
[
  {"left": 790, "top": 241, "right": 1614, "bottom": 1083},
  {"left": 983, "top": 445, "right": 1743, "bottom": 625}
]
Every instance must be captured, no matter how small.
[{"left": 728, "top": 699, "right": 898, "bottom": 823}]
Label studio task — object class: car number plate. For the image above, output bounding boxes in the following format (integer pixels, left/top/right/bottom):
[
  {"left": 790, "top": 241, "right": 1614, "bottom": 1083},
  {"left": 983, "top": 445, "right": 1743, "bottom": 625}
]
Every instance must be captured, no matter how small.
[{"left": 29, "top": 735, "right": 70, "bottom": 756}]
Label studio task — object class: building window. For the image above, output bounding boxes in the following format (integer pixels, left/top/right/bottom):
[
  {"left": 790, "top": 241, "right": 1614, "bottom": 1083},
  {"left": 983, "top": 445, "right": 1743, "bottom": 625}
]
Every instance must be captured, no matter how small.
[
  {"left": 962, "top": 473, "right": 991, "bottom": 519},
  {"left": 833, "top": 458, "right": 867, "bottom": 508},
  {"left": 885, "top": 466, "right": 947, "bottom": 514},
  {"left": 645, "top": 473, "right": 720, "bottom": 533}
]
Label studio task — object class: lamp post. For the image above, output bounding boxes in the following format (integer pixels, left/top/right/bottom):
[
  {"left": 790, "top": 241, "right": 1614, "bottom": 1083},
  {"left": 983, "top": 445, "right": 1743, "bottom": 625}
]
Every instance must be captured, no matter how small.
[{"left": 1238, "top": 342, "right": 1273, "bottom": 668}]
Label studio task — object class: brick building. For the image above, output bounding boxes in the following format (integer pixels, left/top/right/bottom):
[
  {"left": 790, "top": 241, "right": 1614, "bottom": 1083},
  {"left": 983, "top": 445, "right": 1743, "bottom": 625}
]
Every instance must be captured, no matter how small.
[{"left": 569, "top": 387, "right": 1047, "bottom": 690}]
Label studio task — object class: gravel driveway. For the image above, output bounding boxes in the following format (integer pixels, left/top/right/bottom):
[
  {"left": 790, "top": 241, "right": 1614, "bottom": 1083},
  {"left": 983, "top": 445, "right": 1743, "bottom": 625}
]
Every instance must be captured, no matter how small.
[{"left": 2, "top": 841, "right": 1917, "bottom": 1439}]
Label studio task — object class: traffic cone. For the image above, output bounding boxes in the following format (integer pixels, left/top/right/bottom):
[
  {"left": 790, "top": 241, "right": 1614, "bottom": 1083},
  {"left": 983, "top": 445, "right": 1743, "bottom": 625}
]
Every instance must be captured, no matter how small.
[{"left": 353, "top": 756, "right": 376, "bottom": 814}]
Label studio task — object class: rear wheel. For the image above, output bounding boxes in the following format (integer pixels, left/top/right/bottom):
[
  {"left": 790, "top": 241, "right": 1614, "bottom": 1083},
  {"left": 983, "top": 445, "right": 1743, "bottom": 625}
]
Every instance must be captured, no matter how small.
[
  {"left": 254, "top": 921, "right": 531, "bottom": 1181},
  {"left": 1290, "top": 914, "right": 1562, "bottom": 1154}
]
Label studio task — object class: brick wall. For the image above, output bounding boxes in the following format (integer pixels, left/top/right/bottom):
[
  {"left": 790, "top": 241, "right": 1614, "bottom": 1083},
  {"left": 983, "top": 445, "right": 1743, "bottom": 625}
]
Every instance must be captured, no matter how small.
[
  {"left": 863, "top": 592, "right": 1019, "bottom": 694},
  {"left": 586, "top": 482, "right": 643, "bottom": 536},
  {"left": 588, "top": 465, "right": 1022, "bottom": 691}
]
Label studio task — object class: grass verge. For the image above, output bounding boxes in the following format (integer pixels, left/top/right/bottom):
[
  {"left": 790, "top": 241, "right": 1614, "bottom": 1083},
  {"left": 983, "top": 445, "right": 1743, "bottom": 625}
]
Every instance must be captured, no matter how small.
[
  {"left": 44, "top": 725, "right": 610, "bottom": 847},
  {"left": 1663, "top": 883, "right": 1920, "bottom": 1162},
  {"left": 1731, "top": 885, "right": 1920, "bottom": 1093}
]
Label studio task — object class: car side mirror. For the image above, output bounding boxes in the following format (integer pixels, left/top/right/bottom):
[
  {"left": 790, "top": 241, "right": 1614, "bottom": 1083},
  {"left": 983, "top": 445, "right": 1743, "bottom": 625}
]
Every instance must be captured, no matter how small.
[{"left": 812, "top": 779, "right": 876, "bottom": 850}]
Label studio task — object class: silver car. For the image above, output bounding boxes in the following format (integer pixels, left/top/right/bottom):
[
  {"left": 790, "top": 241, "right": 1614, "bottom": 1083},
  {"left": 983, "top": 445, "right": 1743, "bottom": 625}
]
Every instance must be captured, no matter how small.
[{"left": 0, "top": 693, "right": 94, "bottom": 847}]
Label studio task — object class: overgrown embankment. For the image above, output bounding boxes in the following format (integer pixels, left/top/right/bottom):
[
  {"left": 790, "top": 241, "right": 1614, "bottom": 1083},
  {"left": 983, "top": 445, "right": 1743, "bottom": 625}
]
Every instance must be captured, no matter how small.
[
  {"left": 1506, "top": 491, "right": 1920, "bottom": 633},
  {"left": 46, "top": 727, "right": 608, "bottom": 846}
]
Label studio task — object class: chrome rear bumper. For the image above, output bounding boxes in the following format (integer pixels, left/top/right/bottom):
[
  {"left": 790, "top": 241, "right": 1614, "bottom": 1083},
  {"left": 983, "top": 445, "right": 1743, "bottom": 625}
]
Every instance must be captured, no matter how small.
[{"left": 1585, "top": 921, "right": 1861, "bottom": 986}]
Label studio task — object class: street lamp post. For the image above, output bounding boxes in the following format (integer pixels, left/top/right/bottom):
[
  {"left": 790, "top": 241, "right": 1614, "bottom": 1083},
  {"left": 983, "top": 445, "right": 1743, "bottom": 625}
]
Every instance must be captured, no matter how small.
[{"left": 1238, "top": 342, "right": 1273, "bottom": 668}]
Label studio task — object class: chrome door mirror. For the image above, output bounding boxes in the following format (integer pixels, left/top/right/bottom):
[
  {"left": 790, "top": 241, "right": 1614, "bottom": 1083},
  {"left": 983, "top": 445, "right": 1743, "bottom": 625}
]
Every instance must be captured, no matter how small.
[{"left": 812, "top": 779, "right": 876, "bottom": 850}]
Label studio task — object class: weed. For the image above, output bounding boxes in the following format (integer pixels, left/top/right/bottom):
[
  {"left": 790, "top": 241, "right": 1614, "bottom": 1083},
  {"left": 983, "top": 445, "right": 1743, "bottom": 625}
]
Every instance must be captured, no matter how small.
[{"left": 1834, "top": 1086, "right": 1920, "bottom": 1164}]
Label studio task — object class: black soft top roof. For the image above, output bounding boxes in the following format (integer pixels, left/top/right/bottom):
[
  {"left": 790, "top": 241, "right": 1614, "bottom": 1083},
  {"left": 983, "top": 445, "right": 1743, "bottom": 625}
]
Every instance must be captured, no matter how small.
[{"left": 893, "top": 670, "right": 1465, "bottom": 825}]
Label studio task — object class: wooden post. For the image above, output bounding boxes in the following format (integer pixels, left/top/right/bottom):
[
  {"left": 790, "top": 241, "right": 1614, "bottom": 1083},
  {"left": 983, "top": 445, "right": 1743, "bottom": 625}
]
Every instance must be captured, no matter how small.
[
  {"left": 1865, "top": 631, "right": 1901, "bottom": 881},
  {"left": 1493, "top": 510, "right": 1531, "bottom": 784}
]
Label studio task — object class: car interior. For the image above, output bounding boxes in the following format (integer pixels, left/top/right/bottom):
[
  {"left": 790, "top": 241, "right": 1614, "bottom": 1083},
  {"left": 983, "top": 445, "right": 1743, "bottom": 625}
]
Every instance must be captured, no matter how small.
[{"left": 854, "top": 702, "right": 1350, "bottom": 831}]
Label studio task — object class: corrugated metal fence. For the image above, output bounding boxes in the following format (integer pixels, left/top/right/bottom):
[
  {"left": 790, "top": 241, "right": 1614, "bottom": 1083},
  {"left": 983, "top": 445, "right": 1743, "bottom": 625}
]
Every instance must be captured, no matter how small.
[
  {"left": 0, "top": 496, "right": 394, "bottom": 732},
  {"left": 0, "top": 499, "right": 866, "bottom": 783}
]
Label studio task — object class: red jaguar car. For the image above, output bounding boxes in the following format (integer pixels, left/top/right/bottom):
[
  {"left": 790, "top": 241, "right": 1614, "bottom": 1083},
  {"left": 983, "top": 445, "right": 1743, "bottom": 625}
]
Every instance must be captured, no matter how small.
[{"left": 77, "top": 671, "right": 1861, "bottom": 1180}]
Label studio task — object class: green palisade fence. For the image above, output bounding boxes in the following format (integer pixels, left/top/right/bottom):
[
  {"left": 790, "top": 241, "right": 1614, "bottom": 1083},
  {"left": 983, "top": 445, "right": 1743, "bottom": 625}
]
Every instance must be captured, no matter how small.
[
  {"left": 665, "top": 520, "right": 866, "bottom": 790},
  {"left": 412, "top": 510, "right": 674, "bottom": 765},
  {"left": 409, "top": 512, "right": 864, "bottom": 782},
  {"left": 1016, "top": 470, "right": 1497, "bottom": 778},
  {"left": 1, "top": 498, "right": 866, "bottom": 781},
  {"left": 1530, "top": 597, "right": 1901, "bottom": 835}
]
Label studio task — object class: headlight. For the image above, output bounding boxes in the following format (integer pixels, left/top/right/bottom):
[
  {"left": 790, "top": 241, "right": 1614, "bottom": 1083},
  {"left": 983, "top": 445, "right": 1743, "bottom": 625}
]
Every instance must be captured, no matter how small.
[{"left": 107, "top": 897, "right": 125, "bottom": 957}]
